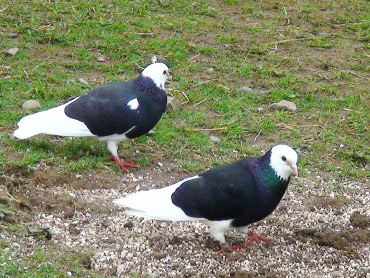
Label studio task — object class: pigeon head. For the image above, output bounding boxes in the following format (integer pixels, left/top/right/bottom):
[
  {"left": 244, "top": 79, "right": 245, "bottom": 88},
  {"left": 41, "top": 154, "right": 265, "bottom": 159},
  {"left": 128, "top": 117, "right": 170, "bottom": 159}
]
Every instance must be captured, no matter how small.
[
  {"left": 269, "top": 144, "right": 298, "bottom": 180},
  {"left": 141, "top": 62, "right": 171, "bottom": 90}
]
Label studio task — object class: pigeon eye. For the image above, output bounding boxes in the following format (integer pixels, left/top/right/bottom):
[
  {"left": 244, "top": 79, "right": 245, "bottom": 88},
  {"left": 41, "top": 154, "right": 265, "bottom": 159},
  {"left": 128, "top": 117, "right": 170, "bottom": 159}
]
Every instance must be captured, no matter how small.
[
  {"left": 281, "top": 156, "right": 287, "bottom": 161},
  {"left": 163, "top": 70, "right": 167, "bottom": 75}
]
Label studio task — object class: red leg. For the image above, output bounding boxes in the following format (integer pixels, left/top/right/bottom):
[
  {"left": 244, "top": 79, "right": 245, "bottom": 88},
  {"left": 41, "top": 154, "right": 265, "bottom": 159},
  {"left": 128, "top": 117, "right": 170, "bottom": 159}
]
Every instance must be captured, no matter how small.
[
  {"left": 109, "top": 155, "right": 139, "bottom": 172},
  {"left": 218, "top": 231, "right": 273, "bottom": 253}
]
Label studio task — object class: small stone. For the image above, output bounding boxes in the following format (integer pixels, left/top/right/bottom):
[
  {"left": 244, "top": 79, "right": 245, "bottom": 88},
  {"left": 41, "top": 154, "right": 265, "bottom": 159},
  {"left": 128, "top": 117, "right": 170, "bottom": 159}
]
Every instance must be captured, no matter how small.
[
  {"left": 5, "top": 47, "right": 19, "bottom": 56},
  {"left": 166, "top": 96, "right": 181, "bottom": 112},
  {"left": 210, "top": 135, "right": 221, "bottom": 143},
  {"left": 77, "top": 78, "right": 89, "bottom": 86},
  {"left": 96, "top": 55, "right": 106, "bottom": 62},
  {"left": 1, "top": 210, "right": 12, "bottom": 216},
  {"left": 153, "top": 251, "right": 166, "bottom": 259},
  {"left": 68, "top": 224, "right": 80, "bottom": 235},
  {"left": 124, "top": 221, "right": 133, "bottom": 229},
  {"left": 269, "top": 100, "right": 297, "bottom": 112},
  {"left": 157, "top": 0, "right": 169, "bottom": 7},
  {"left": 22, "top": 100, "right": 41, "bottom": 110},
  {"left": 206, "top": 67, "right": 214, "bottom": 73},
  {"left": 148, "top": 129, "right": 156, "bottom": 134},
  {"left": 331, "top": 271, "right": 344, "bottom": 278},
  {"left": 238, "top": 86, "right": 253, "bottom": 93},
  {"left": 7, "top": 33, "right": 19, "bottom": 38}
]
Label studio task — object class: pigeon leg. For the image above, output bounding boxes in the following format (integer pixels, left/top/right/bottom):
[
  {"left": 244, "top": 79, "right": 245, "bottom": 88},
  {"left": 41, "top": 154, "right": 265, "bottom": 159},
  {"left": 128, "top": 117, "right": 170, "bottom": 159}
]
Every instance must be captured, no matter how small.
[
  {"left": 106, "top": 141, "right": 138, "bottom": 172},
  {"left": 218, "top": 231, "right": 273, "bottom": 253},
  {"left": 109, "top": 155, "right": 139, "bottom": 172}
]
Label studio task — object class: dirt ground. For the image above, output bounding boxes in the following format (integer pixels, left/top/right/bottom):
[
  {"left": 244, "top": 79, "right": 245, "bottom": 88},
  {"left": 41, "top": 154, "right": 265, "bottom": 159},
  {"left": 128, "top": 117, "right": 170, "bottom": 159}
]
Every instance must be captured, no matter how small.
[{"left": 1, "top": 160, "right": 369, "bottom": 278}]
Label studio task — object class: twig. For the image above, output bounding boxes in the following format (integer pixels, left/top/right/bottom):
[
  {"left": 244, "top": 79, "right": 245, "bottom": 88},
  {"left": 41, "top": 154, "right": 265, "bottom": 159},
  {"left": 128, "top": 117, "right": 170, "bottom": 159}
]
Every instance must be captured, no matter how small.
[
  {"left": 192, "top": 127, "right": 227, "bottom": 131},
  {"left": 321, "top": 120, "right": 329, "bottom": 130},
  {"left": 276, "top": 123, "right": 294, "bottom": 130},
  {"left": 346, "top": 70, "right": 369, "bottom": 81},
  {"left": 0, "top": 6, "right": 9, "bottom": 12},
  {"left": 299, "top": 124, "right": 320, "bottom": 127},
  {"left": 188, "top": 54, "right": 200, "bottom": 61},
  {"left": 267, "top": 37, "right": 315, "bottom": 45},
  {"left": 193, "top": 98, "right": 208, "bottom": 107},
  {"left": 181, "top": 91, "right": 190, "bottom": 102},
  {"left": 330, "top": 20, "right": 370, "bottom": 27},
  {"left": 254, "top": 130, "right": 262, "bottom": 143},
  {"left": 134, "top": 32, "right": 154, "bottom": 36},
  {"left": 125, "top": 183, "right": 139, "bottom": 192},
  {"left": 134, "top": 62, "right": 144, "bottom": 70}
]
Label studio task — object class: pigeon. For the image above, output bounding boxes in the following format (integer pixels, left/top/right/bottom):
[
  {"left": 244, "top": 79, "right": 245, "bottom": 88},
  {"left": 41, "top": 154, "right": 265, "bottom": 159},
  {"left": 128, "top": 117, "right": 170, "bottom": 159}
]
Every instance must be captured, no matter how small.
[
  {"left": 113, "top": 144, "right": 298, "bottom": 251},
  {"left": 13, "top": 61, "right": 171, "bottom": 171}
]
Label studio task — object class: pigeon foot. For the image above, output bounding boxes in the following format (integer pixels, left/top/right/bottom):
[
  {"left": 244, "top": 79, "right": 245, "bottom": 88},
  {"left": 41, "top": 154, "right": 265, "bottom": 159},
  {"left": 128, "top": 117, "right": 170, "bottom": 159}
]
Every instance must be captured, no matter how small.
[
  {"left": 218, "top": 231, "right": 273, "bottom": 253},
  {"left": 109, "top": 155, "right": 139, "bottom": 172}
]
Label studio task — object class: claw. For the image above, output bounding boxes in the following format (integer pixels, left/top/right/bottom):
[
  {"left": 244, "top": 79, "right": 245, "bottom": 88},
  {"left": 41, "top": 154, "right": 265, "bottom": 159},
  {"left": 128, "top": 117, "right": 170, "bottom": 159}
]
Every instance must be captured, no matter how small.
[
  {"left": 218, "top": 231, "right": 273, "bottom": 253},
  {"left": 109, "top": 155, "right": 139, "bottom": 172}
]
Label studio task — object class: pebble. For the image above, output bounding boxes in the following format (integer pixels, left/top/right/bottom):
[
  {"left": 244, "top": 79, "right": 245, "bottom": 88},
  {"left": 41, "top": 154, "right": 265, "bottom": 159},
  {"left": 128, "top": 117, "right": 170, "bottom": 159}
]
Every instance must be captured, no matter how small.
[
  {"left": 22, "top": 100, "right": 41, "bottom": 110},
  {"left": 166, "top": 96, "right": 181, "bottom": 112},
  {"left": 269, "top": 100, "right": 297, "bottom": 112},
  {"left": 7, "top": 33, "right": 19, "bottom": 38},
  {"left": 5, "top": 47, "right": 19, "bottom": 56},
  {"left": 96, "top": 55, "right": 106, "bottom": 62},
  {"left": 238, "top": 86, "right": 253, "bottom": 93},
  {"left": 206, "top": 67, "right": 214, "bottom": 73},
  {"left": 77, "top": 78, "right": 89, "bottom": 86},
  {"left": 153, "top": 251, "right": 166, "bottom": 259},
  {"left": 209, "top": 135, "right": 221, "bottom": 143}
]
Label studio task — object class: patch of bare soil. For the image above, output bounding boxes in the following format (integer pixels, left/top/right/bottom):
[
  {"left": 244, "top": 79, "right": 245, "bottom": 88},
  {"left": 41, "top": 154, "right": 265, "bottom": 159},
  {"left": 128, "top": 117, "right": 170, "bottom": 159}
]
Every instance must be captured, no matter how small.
[
  {"left": 350, "top": 212, "right": 370, "bottom": 229},
  {"left": 2, "top": 162, "right": 368, "bottom": 278},
  {"left": 295, "top": 227, "right": 370, "bottom": 257}
]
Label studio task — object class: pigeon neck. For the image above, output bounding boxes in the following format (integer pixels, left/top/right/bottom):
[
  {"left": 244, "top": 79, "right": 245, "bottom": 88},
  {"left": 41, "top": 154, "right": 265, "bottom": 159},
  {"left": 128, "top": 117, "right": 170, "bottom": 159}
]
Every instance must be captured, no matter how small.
[
  {"left": 134, "top": 76, "right": 167, "bottom": 105},
  {"left": 141, "top": 73, "right": 165, "bottom": 90},
  {"left": 259, "top": 153, "right": 290, "bottom": 193},
  {"left": 135, "top": 75, "right": 162, "bottom": 91}
]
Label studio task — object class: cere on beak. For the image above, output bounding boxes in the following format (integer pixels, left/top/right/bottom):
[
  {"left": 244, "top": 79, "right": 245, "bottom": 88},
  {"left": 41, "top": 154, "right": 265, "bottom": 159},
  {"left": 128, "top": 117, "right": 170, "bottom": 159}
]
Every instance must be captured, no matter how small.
[{"left": 290, "top": 164, "right": 298, "bottom": 176}]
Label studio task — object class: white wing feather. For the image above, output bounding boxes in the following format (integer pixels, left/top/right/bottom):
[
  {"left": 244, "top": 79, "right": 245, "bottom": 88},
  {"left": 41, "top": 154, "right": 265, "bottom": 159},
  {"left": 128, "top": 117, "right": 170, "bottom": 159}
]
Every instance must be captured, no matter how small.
[
  {"left": 13, "top": 98, "right": 95, "bottom": 139},
  {"left": 113, "top": 176, "right": 204, "bottom": 221}
]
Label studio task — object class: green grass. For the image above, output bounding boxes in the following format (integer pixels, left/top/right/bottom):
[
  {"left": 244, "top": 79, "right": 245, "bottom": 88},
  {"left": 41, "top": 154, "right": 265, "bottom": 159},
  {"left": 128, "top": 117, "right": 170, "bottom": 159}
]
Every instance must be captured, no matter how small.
[
  {"left": 0, "top": 248, "right": 101, "bottom": 278},
  {"left": 1, "top": 0, "right": 370, "bottom": 275}
]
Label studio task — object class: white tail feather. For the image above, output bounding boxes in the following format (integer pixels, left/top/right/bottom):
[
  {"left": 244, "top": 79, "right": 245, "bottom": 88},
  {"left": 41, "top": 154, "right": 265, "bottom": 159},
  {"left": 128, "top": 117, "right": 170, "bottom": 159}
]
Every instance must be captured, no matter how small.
[
  {"left": 13, "top": 99, "right": 94, "bottom": 139},
  {"left": 113, "top": 176, "right": 203, "bottom": 221}
]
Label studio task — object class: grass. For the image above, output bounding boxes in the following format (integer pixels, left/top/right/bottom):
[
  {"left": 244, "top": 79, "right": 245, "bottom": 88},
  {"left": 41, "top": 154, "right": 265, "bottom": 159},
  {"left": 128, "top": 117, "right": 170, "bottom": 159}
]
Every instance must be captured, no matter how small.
[
  {"left": 0, "top": 248, "right": 100, "bottom": 278},
  {"left": 0, "top": 0, "right": 369, "bottom": 275}
]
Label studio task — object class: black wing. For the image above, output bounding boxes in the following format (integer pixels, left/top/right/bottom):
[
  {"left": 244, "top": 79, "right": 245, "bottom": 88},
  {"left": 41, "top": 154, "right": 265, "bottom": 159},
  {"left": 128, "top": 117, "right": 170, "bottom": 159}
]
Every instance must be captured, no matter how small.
[
  {"left": 64, "top": 79, "right": 166, "bottom": 137},
  {"left": 171, "top": 160, "right": 261, "bottom": 222}
]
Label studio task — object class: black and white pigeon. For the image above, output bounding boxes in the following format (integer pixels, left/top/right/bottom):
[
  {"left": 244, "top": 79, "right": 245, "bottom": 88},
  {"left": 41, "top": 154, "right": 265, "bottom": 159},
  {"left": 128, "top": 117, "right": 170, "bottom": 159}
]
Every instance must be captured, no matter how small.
[
  {"left": 113, "top": 144, "right": 298, "bottom": 251},
  {"left": 13, "top": 61, "right": 171, "bottom": 171}
]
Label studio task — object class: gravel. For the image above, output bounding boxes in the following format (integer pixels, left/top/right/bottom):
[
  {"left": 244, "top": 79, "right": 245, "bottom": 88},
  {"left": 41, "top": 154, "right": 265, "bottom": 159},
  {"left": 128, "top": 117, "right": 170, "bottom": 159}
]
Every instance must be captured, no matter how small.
[{"left": 4, "top": 165, "right": 370, "bottom": 277}]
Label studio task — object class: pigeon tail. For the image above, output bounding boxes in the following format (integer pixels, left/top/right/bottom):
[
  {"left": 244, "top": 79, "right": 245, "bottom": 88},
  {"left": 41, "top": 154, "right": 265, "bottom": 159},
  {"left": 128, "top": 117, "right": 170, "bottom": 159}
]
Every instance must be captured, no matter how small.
[
  {"left": 113, "top": 176, "right": 203, "bottom": 221},
  {"left": 13, "top": 126, "right": 41, "bottom": 139},
  {"left": 13, "top": 99, "right": 95, "bottom": 139}
]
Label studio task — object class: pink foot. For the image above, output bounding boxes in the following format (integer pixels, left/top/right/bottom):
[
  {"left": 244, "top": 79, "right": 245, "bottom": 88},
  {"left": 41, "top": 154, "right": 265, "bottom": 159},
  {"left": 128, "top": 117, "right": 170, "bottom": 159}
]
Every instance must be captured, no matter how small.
[
  {"left": 219, "top": 231, "right": 274, "bottom": 253},
  {"left": 109, "top": 155, "right": 139, "bottom": 172}
]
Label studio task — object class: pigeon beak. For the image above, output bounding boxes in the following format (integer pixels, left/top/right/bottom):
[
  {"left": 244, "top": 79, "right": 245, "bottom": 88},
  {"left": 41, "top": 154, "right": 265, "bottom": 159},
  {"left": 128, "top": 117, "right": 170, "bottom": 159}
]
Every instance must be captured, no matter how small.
[
  {"left": 166, "top": 71, "right": 172, "bottom": 82},
  {"left": 290, "top": 164, "right": 298, "bottom": 176}
]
